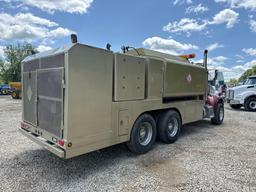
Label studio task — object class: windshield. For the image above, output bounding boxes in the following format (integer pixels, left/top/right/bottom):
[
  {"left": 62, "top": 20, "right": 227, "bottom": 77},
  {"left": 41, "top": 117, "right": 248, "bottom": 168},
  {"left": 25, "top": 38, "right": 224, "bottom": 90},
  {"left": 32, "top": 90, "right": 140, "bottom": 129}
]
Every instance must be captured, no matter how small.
[
  {"left": 208, "top": 71, "right": 224, "bottom": 81},
  {"left": 244, "top": 78, "right": 256, "bottom": 85}
]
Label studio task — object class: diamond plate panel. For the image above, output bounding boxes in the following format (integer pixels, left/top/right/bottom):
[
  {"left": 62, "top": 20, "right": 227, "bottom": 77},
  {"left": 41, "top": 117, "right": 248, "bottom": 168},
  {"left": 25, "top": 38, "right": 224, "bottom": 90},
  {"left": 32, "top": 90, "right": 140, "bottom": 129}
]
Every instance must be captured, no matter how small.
[
  {"left": 23, "top": 72, "right": 37, "bottom": 125},
  {"left": 23, "top": 60, "right": 39, "bottom": 72},
  {"left": 37, "top": 68, "right": 63, "bottom": 99},
  {"left": 38, "top": 98, "right": 62, "bottom": 136},
  {"left": 40, "top": 54, "right": 64, "bottom": 69}
]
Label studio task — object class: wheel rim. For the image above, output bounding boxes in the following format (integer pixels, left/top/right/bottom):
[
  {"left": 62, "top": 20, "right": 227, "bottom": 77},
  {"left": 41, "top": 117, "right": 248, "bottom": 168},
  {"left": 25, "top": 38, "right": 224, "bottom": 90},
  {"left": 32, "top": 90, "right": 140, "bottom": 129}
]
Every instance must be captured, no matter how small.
[
  {"left": 249, "top": 101, "right": 256, "bottom": 110},
  {"left": 167, "top": 117, "right": 179, "bottom": 137},
  {"left": 219, "top": 107, "right": 224, "bottom": 121},
  {"left": 138, "top": 122, "right": 153, "bottom": 146}
]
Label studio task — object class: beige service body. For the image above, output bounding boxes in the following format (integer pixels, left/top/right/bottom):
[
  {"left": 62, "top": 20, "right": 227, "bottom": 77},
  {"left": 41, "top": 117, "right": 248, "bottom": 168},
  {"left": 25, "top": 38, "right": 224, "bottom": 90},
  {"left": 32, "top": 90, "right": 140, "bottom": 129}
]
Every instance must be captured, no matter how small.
[{"left": 20, "top": 43, "right": 210, "bottom": 159}]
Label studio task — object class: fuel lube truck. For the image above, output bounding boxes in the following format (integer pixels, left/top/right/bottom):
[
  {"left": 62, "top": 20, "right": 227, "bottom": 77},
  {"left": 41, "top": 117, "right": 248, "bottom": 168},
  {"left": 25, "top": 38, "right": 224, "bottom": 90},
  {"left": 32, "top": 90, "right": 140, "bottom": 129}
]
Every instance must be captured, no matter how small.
[{"left": 19, "top": 35, "right": 224, "bottom": 159}]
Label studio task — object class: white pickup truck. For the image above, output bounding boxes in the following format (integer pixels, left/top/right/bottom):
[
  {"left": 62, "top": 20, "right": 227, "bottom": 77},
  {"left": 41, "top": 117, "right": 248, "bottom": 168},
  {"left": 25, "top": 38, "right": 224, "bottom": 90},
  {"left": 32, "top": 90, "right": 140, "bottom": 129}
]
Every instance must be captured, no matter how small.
[{"left": 226, "top": 76, "right": 256, "bottom": 111}]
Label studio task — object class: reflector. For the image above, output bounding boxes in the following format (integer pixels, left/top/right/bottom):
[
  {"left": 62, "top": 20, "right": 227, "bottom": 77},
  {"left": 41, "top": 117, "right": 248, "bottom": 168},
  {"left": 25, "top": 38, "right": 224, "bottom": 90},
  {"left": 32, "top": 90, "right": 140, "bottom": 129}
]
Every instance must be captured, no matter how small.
[
  {"left": 20, "top": 122, "right": 26, "bottom": 128},
  {"left": 58, "top": 140, "right": 65, "bottom": 146}
]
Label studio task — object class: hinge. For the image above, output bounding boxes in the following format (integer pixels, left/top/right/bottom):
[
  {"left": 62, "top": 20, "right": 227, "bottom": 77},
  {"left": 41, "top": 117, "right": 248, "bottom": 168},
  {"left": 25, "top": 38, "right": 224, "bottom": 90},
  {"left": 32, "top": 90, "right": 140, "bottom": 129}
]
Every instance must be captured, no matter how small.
[{"left": 62, "top": 79, "right": 66, "bottom": 88}]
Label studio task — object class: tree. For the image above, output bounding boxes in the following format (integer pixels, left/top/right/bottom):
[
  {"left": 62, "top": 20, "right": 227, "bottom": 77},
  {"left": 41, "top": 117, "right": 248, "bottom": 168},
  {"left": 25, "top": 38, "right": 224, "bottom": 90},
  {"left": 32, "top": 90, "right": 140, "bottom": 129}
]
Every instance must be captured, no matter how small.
[
  {"left": 228, "top": 78, "right": 238, "bottom": 87},
  {"left": 0, "top": 43, "right": 36, "bottom": 83},
  {"left": 238, "top": 65, "right": 256, "bottom": 82}
]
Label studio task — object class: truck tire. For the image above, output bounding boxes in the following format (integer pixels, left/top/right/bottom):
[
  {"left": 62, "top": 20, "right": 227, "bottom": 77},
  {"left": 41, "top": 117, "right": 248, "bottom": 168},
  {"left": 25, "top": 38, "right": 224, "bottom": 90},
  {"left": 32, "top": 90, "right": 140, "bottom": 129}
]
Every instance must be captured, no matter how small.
[
  {"left": 126, "top": 114, "right": 156, "bottom": 154},
  {"left": 244, "top": 97, "right": 256, "bottom": 112},
  {"left": 230, "top": 104, "right": 242, "bottom": 109},
  {"left": 211, "top": 103, "right": 224, "bottom": 125},
  {"left": 157, "top": 110, "right": 181, "bottom": 144},
  {"left": 12, "top": 92, "right": 17, "bottom": 99},
  {"left": 2, "top": 89, "right": 7, "bottom": 95}
]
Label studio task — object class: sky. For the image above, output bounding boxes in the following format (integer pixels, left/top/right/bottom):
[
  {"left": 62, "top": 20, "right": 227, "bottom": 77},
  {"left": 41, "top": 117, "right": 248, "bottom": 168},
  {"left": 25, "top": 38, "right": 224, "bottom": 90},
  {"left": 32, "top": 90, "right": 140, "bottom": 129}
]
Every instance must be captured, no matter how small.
[{"left": 0, "top": 0, "right": 256, "bottom": 81}]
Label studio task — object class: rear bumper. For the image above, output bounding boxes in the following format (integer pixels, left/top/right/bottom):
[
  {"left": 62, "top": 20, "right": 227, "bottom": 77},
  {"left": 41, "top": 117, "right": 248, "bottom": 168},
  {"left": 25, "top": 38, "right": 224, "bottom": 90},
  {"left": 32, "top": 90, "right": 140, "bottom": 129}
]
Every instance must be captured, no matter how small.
[{"left": 19, "top": 128, "right": 65, "bottom": 158}]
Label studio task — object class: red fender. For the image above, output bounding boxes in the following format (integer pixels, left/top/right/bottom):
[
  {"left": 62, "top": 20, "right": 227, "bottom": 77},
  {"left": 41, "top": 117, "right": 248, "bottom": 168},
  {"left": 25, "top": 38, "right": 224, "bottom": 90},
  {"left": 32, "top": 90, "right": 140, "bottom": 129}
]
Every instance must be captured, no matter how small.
[{"left": 207, "top": 95, "right": 219, "bottom": 110}]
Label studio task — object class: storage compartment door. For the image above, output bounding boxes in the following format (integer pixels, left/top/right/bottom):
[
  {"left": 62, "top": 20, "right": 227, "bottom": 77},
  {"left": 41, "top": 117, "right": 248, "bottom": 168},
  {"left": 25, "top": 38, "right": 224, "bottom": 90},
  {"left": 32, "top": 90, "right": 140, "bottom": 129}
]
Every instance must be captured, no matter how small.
[
  {"left": 114, "top": 54, "right": 146, "bottom": 101},
  {"left": 37, "top": 68, "right": 64, "bottom": 138},
  {"left": 23, "top": 72, "right": 37, "bottom": 126}
]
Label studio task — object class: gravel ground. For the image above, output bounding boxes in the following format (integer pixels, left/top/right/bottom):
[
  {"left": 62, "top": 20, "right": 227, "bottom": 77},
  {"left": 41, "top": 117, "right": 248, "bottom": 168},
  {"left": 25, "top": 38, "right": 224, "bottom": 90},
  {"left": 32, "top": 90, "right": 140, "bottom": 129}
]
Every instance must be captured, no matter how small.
[{"left": 0, "top": 95, "right": 256, "bottom": 192}]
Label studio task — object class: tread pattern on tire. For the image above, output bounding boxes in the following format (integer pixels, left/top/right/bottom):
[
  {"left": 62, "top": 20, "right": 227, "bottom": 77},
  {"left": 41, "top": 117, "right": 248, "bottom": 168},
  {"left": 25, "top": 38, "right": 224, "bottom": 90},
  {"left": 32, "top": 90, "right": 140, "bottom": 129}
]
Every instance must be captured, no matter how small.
[
  {"left": 211, "top": 103, "right": 224, "bottom": 125},
  {"left": 244, "top": 97, "right": 256, "bottom": 112},
  {"left": 157, "top": 110, "right": 181, "bottom": 144},
  {"left": 126, "top": 114, "right": 156, "bottom": 154},
  {"left": 230, "top": 104, "right": 242, "bottom": 110}
]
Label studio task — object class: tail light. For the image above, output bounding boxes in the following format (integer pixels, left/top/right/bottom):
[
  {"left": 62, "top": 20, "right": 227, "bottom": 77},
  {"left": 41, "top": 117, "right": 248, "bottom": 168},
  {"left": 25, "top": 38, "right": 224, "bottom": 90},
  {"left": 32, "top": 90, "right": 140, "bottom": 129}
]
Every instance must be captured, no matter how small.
[
  {"left": 20, "top": 122, "right": 26, "bottom": 129},
  {"left": 58, "top": 140, "right": 65, "bottom": 147}
]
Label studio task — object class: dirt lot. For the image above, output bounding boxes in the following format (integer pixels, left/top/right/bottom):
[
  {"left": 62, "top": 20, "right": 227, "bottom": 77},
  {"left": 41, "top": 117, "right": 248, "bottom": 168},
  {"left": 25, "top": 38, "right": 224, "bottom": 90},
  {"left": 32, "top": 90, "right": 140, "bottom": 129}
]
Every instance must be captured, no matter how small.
[{"left": 0, "top": 95, "right": 256, "bottom": 192}]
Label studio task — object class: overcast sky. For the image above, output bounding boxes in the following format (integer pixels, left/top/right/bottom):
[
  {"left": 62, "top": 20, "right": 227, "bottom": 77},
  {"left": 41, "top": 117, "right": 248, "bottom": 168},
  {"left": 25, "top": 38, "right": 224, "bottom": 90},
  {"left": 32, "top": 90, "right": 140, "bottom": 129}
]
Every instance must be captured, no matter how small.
[{"left": 0, "top": 0, "right": 255, "bottom": 80}]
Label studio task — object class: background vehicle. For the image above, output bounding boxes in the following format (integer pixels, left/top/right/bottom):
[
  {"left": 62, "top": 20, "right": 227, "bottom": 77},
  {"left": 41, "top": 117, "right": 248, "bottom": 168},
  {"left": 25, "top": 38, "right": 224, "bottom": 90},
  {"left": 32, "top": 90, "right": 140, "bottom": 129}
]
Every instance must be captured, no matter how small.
[
  {"left": 0, "top": 84, "right": 11, "bottom": 95},
  {"left": 226, "top": 76, "right": 256, "bottom": 111},
  {"left": 237, "top": 80, "right": 246, "bottom": 86},
  {"left": 208, "top": 69, "right": 226, "bottom": 96},
  {"left": 9, "top": 82, "right": 22, "bottom": 99},
  {"left": 19, "top": 35, "right": 224, "bottom": 159}
]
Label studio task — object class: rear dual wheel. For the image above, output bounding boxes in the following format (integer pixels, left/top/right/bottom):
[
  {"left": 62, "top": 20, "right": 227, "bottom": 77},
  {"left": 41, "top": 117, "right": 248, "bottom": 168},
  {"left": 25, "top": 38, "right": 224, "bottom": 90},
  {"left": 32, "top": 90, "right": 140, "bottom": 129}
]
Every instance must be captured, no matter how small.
[
  {"left": 157, "top": 110, "right": 181, "bottom": 144},
  {"left": 126, "top": 114, "right": 156, "bottom": 154},
  {"left": 126, "top": 110, "right": 182, "bottom": 154}
]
